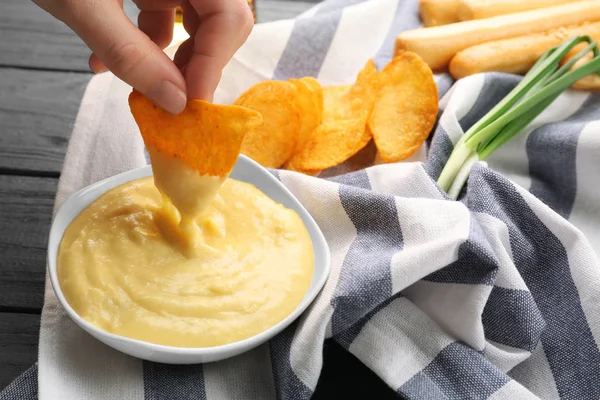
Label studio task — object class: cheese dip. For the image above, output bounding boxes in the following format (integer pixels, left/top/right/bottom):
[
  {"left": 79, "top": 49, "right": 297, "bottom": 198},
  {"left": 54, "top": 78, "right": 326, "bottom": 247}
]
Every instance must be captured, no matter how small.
[{"left": 57, "top": 177, "right": 314, "bottom": 347}]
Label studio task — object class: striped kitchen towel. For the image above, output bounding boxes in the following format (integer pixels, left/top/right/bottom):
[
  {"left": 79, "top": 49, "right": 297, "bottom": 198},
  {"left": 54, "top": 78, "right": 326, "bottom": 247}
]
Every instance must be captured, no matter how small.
[{"left": 3, "top": 0, "right": 600, "bottom": 399}]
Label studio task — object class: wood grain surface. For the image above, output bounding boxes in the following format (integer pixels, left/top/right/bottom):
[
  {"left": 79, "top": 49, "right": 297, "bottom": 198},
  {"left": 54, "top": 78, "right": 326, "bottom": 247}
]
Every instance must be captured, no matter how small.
[
  {"left": 0, "top": 175, "right": 58, "bottom": 311},
  {"left": 0, "top": 313, "right": 40, "bottom": 390},
  {"left": 0, "top": 68, "right": 91, "bottom": 175}
]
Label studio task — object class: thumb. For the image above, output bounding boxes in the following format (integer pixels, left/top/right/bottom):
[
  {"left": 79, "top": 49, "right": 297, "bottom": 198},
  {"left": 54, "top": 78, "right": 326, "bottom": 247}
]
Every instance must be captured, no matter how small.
[{"left": 65, "top": 1, "right": 187, "bottom": 114}]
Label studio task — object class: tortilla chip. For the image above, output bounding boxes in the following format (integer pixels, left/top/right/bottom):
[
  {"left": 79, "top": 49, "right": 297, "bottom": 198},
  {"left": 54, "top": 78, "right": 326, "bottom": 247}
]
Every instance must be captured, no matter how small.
[
  {"left": 285, "top": 60, "right": 378, "bottom": 171},
  {"left": 128, "top": 90, "right": 262, "bottom": 177},
  {"left": 289, "top": 77, "right": 324, "bottom": 152},
  {"left": 368, "top": 51, "right": 438, "bottom": 162},
  {"left": 234, "top": 81, "right": 301, "bottom": 168}
]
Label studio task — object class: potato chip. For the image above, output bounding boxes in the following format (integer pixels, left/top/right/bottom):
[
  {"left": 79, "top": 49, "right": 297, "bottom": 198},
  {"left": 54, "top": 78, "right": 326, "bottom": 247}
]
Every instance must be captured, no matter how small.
[
  {"left": 368, "top": 51, "right": 438, "bottom": 163},
  {"left": 299, "top": 76, "right": 323, "bottom": 94},
  {"left": 289, "top": 77, "right": 324, "bottom": 152},
  {"left": 128, "top": 90, "right": 262, "bottom": 177},
  {"left": 234, "top": 81, "right": 301, "bottom": 168},
  {"left": 285, "top": 60, "right": 378, "bottom": 171},
  {"left": 319, "top": 137, "right": 377, "bottom": 178},
  {"left": 322, "top": 85, "right": 351, "bottom": 99}
]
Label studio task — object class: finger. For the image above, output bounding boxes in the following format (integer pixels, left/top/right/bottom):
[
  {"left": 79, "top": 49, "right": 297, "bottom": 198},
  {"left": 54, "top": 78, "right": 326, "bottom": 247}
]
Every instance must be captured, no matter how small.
[
  {"left": 89, "top": 53, "right": 108, "bottom": 73},
  {"left": 62, "top": 1, "right": 186, "bottom": 115},
  {"left": 185, "top": 0, "right": 254, "bottom": 100},
  {"left": 173, "top": 0, "right": 199, "bottom": 69},
  {"left": 133, "top": 0, "right": 182, "bottom": 11},
  {"left": 182, "top": 0, "right": 199, "bottom": 36},
  {"left": 173, "top": 37, "right": 195, "bottom": 70},
  {"left": 138, "top": 9, "right": 176, "bottom": 49}
]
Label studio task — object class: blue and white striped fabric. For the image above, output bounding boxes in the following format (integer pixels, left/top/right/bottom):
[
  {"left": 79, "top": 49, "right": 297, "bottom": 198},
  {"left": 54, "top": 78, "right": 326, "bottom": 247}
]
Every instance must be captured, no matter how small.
[{"left": 3, "top": 0, "right": 600, "bottom": 399}]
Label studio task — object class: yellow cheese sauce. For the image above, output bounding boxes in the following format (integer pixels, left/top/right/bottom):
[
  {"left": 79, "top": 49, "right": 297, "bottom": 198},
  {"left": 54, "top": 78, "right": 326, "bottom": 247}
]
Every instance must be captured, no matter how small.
[{"left": 57, "top": 176, "right": 314, "bottom": 348}]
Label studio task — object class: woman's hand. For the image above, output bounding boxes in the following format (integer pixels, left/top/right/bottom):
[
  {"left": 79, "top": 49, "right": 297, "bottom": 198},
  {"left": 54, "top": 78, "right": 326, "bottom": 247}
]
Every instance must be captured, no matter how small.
[{"left": 33, "top": 0, "right": 254, "bottom": 114}]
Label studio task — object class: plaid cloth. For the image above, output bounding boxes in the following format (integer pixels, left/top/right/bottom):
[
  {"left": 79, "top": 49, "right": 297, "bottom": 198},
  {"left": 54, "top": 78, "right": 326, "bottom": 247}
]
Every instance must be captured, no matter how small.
[{"left": 3, "top": 0, "right": 600, "bottom": 398}]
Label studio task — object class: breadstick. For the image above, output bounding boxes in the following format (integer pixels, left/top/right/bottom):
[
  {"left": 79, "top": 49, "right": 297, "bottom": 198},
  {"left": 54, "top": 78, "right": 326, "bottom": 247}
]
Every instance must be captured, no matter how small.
[
  {"left": 562, "top": 41, "right": 596, "bottom": 62},
  {"left": 395, "top": 1, "right": 600, "bottom": 71},
  {"left": 420, "top": 0, "right": 461, "bottom": 27},
  {"left": 562, "top": 47, "right": 600, "bottom": 90},
  {"left": 572, "top": 74, "right": 600, "bottom": 90},
  {"left": 449, "top": 22, "right": 600, "bottom": 79},
  {"left": 458, "top": 0, "right": 587, "bottom": 21}
]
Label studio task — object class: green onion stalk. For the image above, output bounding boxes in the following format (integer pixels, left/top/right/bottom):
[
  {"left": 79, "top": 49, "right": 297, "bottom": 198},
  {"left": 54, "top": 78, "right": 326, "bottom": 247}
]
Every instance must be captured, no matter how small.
[{"left": 437, "top": 36, "right": 600, "bottom": 199}]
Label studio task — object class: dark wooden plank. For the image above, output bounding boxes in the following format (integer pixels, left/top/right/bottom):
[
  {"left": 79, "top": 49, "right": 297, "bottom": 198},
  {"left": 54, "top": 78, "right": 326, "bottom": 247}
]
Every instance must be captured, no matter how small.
[
  {"left": 0, "top": 68, "right": 91, "bottom": 175},
  {"left": 0, "top": 175, "right": 58, "bottom": 311},
  {"left": 0, "top": 312, "right": 40, "bottom": 391},
  {"left": 0, "top": 0, "right": 138, "bottom": 71}
]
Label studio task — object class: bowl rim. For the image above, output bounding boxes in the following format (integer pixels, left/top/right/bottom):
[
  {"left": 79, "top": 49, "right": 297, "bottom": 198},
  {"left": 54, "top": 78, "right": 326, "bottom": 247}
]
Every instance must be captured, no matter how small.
[{"left": 47, "top": 155, "right": 331, "bottom": 357}]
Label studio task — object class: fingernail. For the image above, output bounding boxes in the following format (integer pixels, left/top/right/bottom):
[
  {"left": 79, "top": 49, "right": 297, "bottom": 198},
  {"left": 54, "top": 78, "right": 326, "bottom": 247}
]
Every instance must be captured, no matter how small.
[{"left": 147, "top": 81, "right": 187, "bottom": 115}]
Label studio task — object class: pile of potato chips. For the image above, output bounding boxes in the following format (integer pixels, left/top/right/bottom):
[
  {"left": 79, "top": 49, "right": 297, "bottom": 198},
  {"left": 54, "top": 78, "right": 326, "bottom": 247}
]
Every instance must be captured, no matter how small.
[{"left": 234, "top": 51, "right": 439, "bottom": 175}]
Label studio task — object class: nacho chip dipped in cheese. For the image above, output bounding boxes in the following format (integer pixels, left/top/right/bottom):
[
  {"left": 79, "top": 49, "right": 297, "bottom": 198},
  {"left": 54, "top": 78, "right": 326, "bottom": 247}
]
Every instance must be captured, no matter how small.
[{"left": 128, "top": 90, "right": 262, "bottom": 223}]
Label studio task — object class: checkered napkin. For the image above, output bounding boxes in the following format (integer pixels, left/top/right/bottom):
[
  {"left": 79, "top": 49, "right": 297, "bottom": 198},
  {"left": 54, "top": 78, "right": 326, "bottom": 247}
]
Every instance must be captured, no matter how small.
[{"left": 3, "top": 0, "right": 600, "bottom": 398}]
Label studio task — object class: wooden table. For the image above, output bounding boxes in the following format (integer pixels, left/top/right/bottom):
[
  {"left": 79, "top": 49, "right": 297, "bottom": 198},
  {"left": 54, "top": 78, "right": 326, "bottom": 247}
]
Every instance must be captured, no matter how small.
[{"left": 0, "top": 1, "right": 399, "bottom": 397}]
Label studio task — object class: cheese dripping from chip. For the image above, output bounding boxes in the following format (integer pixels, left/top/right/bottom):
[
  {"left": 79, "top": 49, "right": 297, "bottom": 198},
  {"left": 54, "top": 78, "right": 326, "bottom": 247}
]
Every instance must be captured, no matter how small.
[{"left": 128, "top": 91, "right": 262, "bottom": 252}]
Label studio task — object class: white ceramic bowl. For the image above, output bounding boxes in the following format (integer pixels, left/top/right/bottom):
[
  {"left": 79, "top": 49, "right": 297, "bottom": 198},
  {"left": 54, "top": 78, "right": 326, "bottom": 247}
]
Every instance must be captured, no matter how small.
[{"left": 47, "top": 155, "right": 331, "bottom": 364}]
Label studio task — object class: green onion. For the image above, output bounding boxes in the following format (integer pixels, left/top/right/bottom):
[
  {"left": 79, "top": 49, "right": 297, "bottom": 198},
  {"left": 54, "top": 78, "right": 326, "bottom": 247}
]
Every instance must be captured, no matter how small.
[{"left": 437, "top": 36, "right": 600, "bottom": 199}]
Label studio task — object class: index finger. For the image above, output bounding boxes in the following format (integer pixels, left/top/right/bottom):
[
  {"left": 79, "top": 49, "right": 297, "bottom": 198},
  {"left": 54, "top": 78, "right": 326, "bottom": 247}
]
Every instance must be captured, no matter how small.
[{"left": 185, "top": 0, "right": 254, "bottom": 101}]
